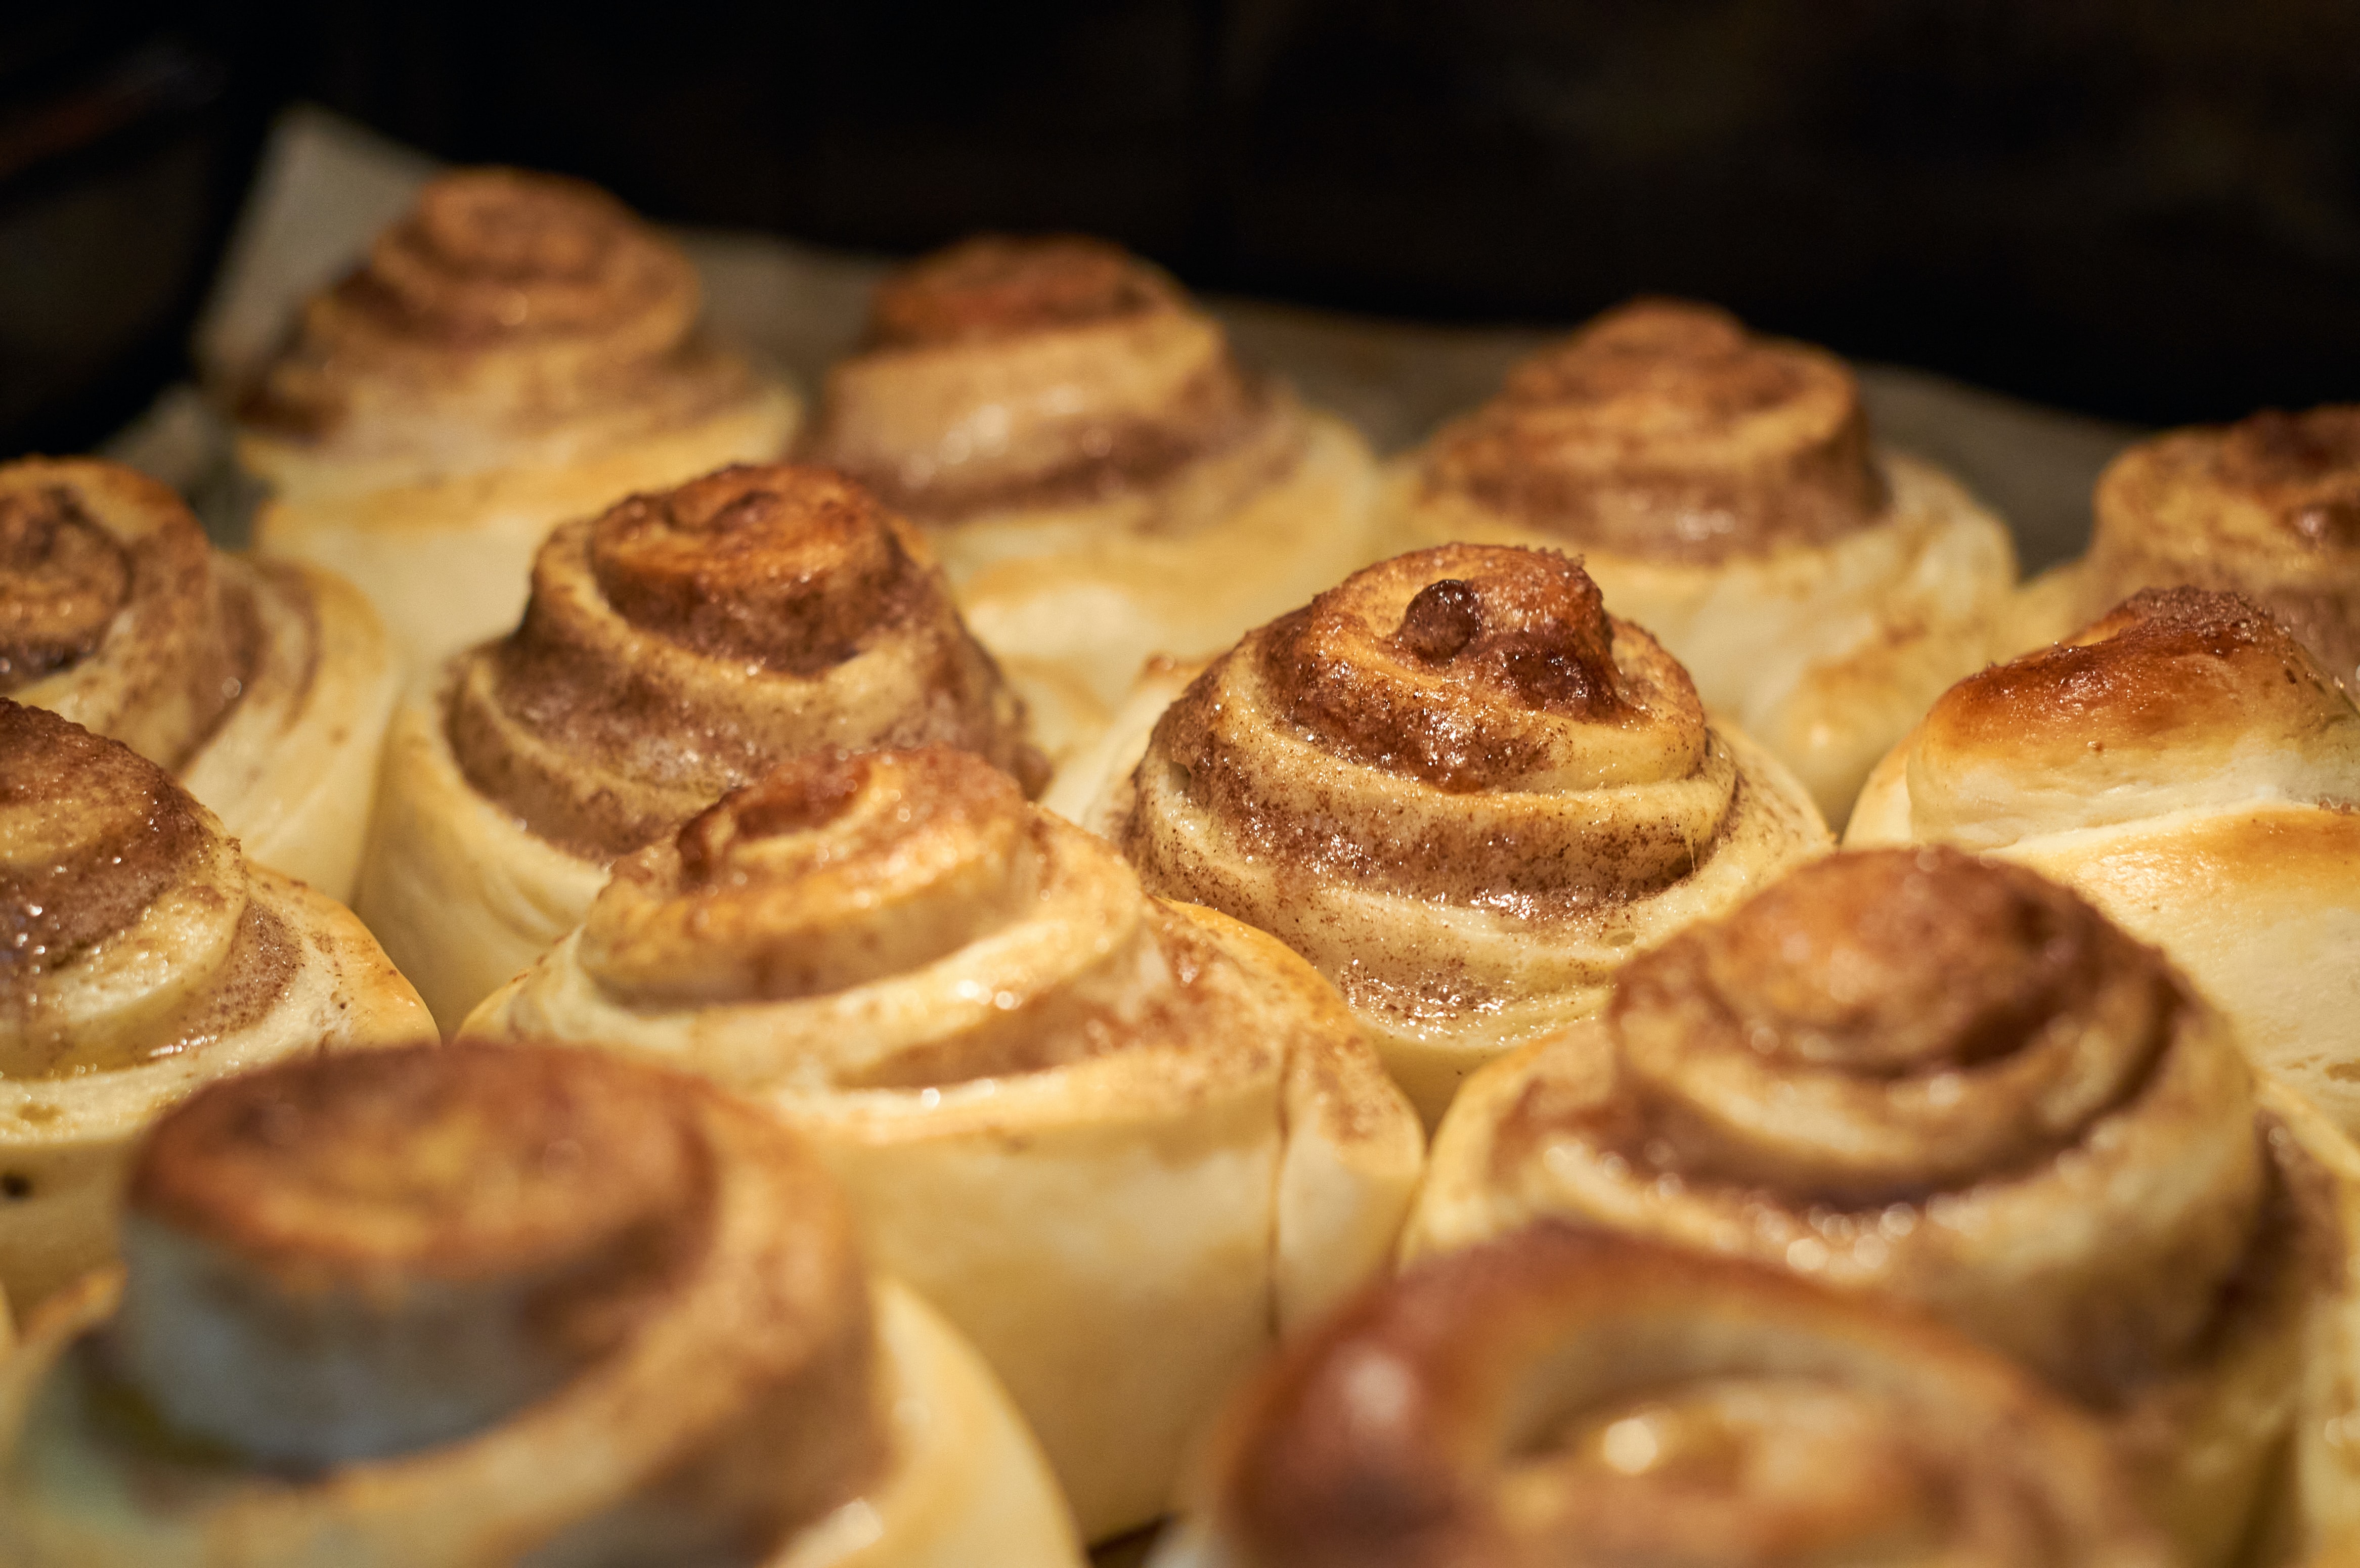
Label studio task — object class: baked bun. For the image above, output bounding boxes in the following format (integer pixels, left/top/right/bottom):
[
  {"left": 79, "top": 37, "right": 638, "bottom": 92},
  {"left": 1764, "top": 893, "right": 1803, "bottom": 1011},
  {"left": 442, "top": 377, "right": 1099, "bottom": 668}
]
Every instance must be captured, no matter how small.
[
  {"left": 2015, "top": 405, "right": 2360, "bottom": 690},
  {"left": 1, "top": 458, "right": 395, "bottom": 901},
  {"left": 1111, "top": 543, "right": 1828, "bottom": 1125},
  {"left": 465, "top": 746, "right": 1424, "bottom": 1541},
  {"left": 0, "top": 1042, "right": 1082, "bottom": 1566},
  {"left": 0, "top": 701, "right": 428, "bottom": 1310},
  {"left": 1849, "top": 588, "right": 2360, "bottom": 1134},
  {"left": 240, "top": 167, "right": 801, "bottom": 668},
  {"left": 355, "top": 462, "right": 1045, "bottom": 1028},
  {"left": 1157, "top": 1224, "right": 2169, "bottom": 1568},
  {"left": 1383, "top": 299, "right": 2018, "bottom": 825},
  {"left": 805, "top": 235, "right": 1382, "bottom": 706},
  {"left": 1410, "top": 847, "right": 2350, "bottom": 1565}
]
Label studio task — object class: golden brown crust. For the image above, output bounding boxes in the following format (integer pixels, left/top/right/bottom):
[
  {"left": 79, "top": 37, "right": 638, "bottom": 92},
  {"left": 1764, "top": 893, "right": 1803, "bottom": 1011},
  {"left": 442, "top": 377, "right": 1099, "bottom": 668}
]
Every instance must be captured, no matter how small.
[
  {"left": 808, "top": 235, "right": 1296, "bottom": 522},
  {"left": 1198, "top": 1224, "right": 2168, "bottom": 1568},
  {"left": 1414, "top": 299, "right": 1887, "bottom": 564},
  {"left": 1903, "top": 588, "right": 2360, "bottom": 848},
  {"left": 2089, "top": 406, "right": 2360, "bottom": 692},
  {"left": 443, "top": 462, "right": 1042, "bottom": 859}
]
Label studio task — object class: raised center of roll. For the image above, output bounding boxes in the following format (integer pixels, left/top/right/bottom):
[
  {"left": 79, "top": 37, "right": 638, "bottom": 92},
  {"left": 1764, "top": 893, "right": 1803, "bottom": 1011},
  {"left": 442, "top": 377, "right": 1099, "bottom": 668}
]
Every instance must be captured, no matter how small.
[
  {"left": 866, "top": 234, "right": 1176, "bottom": 347},
  {"left": 0, "top": 486, "right": 132, "bottom": 690},
  {"left": 2216, "top": 407, "right": 2360, "bottom": 550},
  {"left": 1695, "top": 849, "right": 2107, "bottom": 1076},
  {"left": 1607, "top": 849, "right": 2182, "bottom": 1203},
  {"left": 1424, "top": 299, "right": 1885, "bottom": 560},
  {"left": 109, "top": 1044, "right": 705, "bottom": 1466},
  {"left": 1388, "top": 565, "right": 1625, "bottom": 718},
  {"left": 588, "top": 464, "right": 921, "bottom": 676},
  {"left": 580, "top": 748, "right": 1034, "bottom": 1005},
  {"left": 1501, "top": 301, "right": 1806, "bottom": 429},
  {"left": 356, "top": 167, "right": 693, "bottom": 344},
  {"left": 1267, "top": 547, "right": 1674, "bottom": 791}
]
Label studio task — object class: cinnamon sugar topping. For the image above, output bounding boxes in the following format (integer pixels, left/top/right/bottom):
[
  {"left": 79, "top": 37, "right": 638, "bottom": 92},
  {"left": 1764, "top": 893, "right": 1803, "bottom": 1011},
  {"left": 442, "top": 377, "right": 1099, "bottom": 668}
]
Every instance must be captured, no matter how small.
[
  {"left": 341, "top": 168, "right": 692, "bottom": 347},
  {"left": 589, "top": 464, "right": 922, "bottom": 676},
  {"left": 1420, "top": 298, "right": 1886, "bottom": 562},
  {"left": 0, "top": 486, "right": 133, "bottom": 689},
  {"left": 864, "top": 234, "right": 1177, "bottom": 348},
  {"left": 0, "top": 702, "right": 208, "bottom": 988}
]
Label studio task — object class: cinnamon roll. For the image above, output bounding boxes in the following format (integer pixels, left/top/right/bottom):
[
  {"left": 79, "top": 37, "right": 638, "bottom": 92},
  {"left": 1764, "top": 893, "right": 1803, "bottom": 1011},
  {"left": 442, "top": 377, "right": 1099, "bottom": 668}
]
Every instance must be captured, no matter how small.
[
  {"left": 1, "top": 458, "right": 396, "bottom": 901},
  {"left": 463, "top": 746, "right": 1425, "bottom": 1542},
  {"left": 1382, "top": 299, "right": 2019, "bottom": 825},
  {"left": 0, "top": 701, "right": 428, "bottom": 1312},
  {"left": 1114, "top": 544, "right": 1829, "bottom": 1126},
  {"left": 1409, "top": 847, "right": 2355, "bottom": 1566},
  {"left": 355, "top": 462, "right": 1044, "bottom": 1029},
  {"left": 804, "top": 235, "right": 1383, "bottom": 706},
  {"left": 1848, "top": 588, "right": 2360, "bottom": 1135},
  {"left": 0, "top": 1042, "right": 1082, "bottom": 1566},
  {"left": 240, "top": 167, "right": 801, "bottom": 669},
  {"left": 2014, "top": 405, "right": 2360, "bottom": 691},
  {"left": 1156, "top": 1225, "right": 2171, "bottom": 1568}
]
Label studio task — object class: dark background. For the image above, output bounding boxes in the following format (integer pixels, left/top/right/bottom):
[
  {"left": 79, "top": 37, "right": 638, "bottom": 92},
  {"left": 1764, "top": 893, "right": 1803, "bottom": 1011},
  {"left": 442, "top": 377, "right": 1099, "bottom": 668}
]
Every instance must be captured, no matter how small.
[{"left": 7, "top": 1, "right": 2357, "bottom": 457}]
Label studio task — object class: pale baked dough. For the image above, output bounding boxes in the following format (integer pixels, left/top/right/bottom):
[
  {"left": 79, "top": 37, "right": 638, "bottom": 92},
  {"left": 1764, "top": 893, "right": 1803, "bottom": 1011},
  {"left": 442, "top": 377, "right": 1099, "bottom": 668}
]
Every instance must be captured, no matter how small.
[
  {"left": 238, "top": 168, "right": 801, "bottom": 669},
  {"left": 353, "top": 464, "right": 1044, "bottom": 1029},
  {"left": 807, "top": 236, "right": 1384, "bottom": 707},
  {"left": 1407, "top": 848, "right": 2343, "bottom": 1567},
  {"left": 2, "top": 459, "right": 398, "bottom": 902},
  {"left": 464, "top": 748, "right": 1424, "bottom": 1542},
  {"left": 0, "top": 1044, "right": 1082, "bottom": 1567},
  {"left": 0, "top": 704, "right": 428, "bottom": 1312},
  {"left": 1115, "top": 545, "right": 1830, "bottom": 1126},
  {"left": 1848, "top": 588, "right": 2360, "bottom": 1138}
]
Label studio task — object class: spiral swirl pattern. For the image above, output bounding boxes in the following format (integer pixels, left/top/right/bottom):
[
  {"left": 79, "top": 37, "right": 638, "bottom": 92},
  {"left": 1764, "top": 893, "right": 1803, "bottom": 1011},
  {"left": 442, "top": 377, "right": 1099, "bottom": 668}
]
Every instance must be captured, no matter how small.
[
  {"left": 805, "top": 234, "right": 1381, "bottom": 708},
  {"left": 1, "top": 458, "right": 403, "bottom": 901},
  {"left": 447, "top": 463, "right": 1039, "bottom": 858},
  {"left": 1122, "top": 543, "right": 1827, "bottom": 1123},
  {"left": 1414, "top": 300, "right": 1885, "bottom": 562},
  {"left": 1168, "top": 1225, "right": 2168, "bottom": 1568},
  {"left": 1409, "top": 848, "right": 2310, "bottom": 1564},
  {"left": 467, "top": 745, "right": 1424, "bottom": 1539},
  {"left": 811, "top": 234, "right": 1294, "bottom": 521},
  {"left": 2085, "top": 405, "right": 2360, "bottom": 692},
  {"left": 1848, "top": 587, "right": 2360, "bottom": 1148},
  {"left": 0, "top": 461, "right": 239, "bottom": 771},
  {"left": 241, "top": 168, "right": 727, "bottom": 476},
  {"left": 1386, "top": 300, "right": 2017, "bottom": 825},
  {"left": 363, "top": 463, "right": 1042, "bottom": 1026},
  {"left": 238, "top": 169, "right": 802, "bottom": 671},
  {"left": 0, "top": 701, "right": 428, "bottom": 1308},
  {"left": 0, "top": 1043, "right": 902, "bottom": 1564}
]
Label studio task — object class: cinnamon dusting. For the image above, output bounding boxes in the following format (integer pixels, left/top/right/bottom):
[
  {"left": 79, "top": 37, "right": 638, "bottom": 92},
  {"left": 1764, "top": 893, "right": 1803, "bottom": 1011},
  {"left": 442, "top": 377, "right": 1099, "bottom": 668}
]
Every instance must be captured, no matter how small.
[{"left": 1419, "top": 298, "right": 1886, "bottom": 563}]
